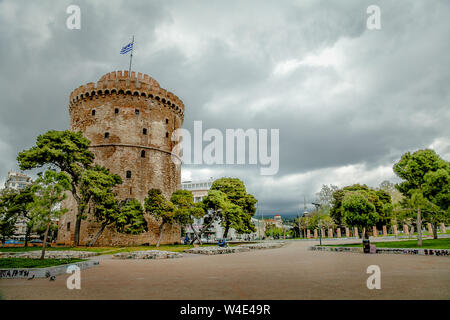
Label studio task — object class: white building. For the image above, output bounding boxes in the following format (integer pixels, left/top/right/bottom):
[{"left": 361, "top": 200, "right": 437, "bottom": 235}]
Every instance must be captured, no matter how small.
[
  {"left": 4, "top": 171, "right": 32, "bottom": 190},
  {"left": 181, "top": 178, "right": 214, "bottom": 203},
  {"left": 3, "top": 171, "right": 34, "bottom": 240}
]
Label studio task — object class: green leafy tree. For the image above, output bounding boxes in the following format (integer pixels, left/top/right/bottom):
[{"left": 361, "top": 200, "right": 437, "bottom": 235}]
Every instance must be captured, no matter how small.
[
  {"left": 29, "top": 170, "right": 71, "bottom": 259},
  {"left": 294, "top": 216, "right": 311, "bottom": 238},
  {"left": 115, "top": 199, "right": 148, "bottom": 235},
  {"left": 422, "top": 167, "right": 450, "bottom": 238},
  {"left": 342, "top": 191, "right": 379, "bottom": 239},
  {"left": 321, "top": 215, "right": 336, "bottom": 232},
  {"left": 378, "top": 180, "right": 403, "bottom": 204},
  {"left": 17, "top": 130, "right": 94, "bottom": 246},
  {"left": 0, "top": 190, "right": 18, "bottom": 243},
  {"left": 393, "top": 149, "right": 448, "bottom": 246},
  {"left": 210, "top": 178, "right": 257, "bottom": 238},
  {"left": 171, "top": 190, "right": 205, "bottom": 244},
  {"left": 291, "top": 217, "right": 302, "bottom": 238},
  {"left": 198, "top": 190, "right": 229, "bottom": 243},
  {"left": 144, "top": 189, "right": 176, "bottom": 247},
  {"left": 221, "top": 203, "right": 246, "bottom": 238},
  {"left": 265, "top": 222, "right": 284, "bottom": 239},
  {"left": 330, "top": 184, "right": 392, "bottom": 230},
  {"left": 330, "top": 188, "right": 346, "bottom": 226},
  {"left": 393, "top": 197, "right": 416, "bottom": 238},
  {"left": 315, "top": 184, "right": 339, "bottom": 214},
  {"left": 10, "top": 187, "right": 35, "bottom": 247},
  {"left": 0, "top": 187, "right": 35, "bottom": 246},
  {"left": 79, "top": 165, "right": 123, "bottom": 246}
]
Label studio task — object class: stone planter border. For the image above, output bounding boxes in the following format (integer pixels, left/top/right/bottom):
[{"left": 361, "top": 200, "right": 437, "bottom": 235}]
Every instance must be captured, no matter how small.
[
  {"left": 112, "top": 250, "right": 183, "bottom": 260},
  {"left": 309, "top": 245, "right": 450, "bottom": 256},
  {"left": 0, "top": 251, "right": 99, "bottom": 259},
  {"left": 0, "top": 259, "right": 100, "bottom": 279},
  {"left": 185, "top": 242, "right": 286, "bottom": 255}
]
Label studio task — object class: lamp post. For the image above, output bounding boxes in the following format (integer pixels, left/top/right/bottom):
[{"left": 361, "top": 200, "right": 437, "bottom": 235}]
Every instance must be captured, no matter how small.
[
  {"left": 311, "top": 202, "right": 322, "bottom": 245},
  {"left": 317, "top": 220, "right": 322, "bottom": 246}
]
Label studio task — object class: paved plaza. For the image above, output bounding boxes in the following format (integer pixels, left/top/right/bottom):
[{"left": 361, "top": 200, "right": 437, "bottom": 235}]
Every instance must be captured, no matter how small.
[{"left": 1, "top": 240, "right": 449, "bottom": 300}]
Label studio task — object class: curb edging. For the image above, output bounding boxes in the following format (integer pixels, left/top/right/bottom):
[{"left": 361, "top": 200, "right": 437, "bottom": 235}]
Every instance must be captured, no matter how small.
[
  {"left": 0, "top": 260, "right": 100, "bottom": 279},
  {"left": 309, "top": 246, "right": 450, "bottom": 256}
]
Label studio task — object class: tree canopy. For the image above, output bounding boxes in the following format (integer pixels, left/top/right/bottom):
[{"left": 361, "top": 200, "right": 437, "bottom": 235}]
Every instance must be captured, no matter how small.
[
  {"left": 342, "top": 191, "right": 379, "bottom": 238},
  {"left": 210, "top": 178, "right": 257, "bottom": 238},
  {"left": 330, "top": 184, "right": 391, "bottom": 229},
  {"left": 17, "top": 130, "right": 95, "bottom": 245},
  {"left": 115, "top": 198, "right": 148, "bottom": 235},
  {"left": 29, "top": 170, "right": 71, "bottom": 259},
  {"left": 315, "top": 184, "right": 339, "bottom": 213},
  {"left": 171, "top": 190, "right": 205, "bottom": 243},
  {"left": 144, "top": 188, "right": 177, "bottom": 247},
  {"left": 393, "top": 149, "right": 449, "bottom": 244}
]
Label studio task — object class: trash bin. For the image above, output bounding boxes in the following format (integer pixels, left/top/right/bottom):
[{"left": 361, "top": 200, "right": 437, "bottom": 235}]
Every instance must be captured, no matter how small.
[{"left": 363, "top": 239, "right": 370, "bottom": 253}]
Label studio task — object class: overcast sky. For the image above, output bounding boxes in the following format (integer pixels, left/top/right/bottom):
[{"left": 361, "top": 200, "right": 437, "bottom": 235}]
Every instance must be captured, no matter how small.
[{"left": 0, "top": 0, "right": 449, "bottom": 216}]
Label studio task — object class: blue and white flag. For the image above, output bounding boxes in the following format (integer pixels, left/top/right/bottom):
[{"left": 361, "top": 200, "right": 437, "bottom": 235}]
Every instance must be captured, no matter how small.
[{"left": 120, "top": 42, "right": 133, "bottom": 54}]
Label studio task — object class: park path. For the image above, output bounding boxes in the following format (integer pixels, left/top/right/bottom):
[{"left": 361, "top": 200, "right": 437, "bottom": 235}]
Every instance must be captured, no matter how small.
[{"left": 1, "top": 240, "right": 449, "bottom": 300}]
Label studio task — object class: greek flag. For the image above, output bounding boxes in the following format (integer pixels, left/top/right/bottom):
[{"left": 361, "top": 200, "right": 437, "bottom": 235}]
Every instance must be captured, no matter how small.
[{"left": 120, "top": 42, "right": 133, "bottom": 54}]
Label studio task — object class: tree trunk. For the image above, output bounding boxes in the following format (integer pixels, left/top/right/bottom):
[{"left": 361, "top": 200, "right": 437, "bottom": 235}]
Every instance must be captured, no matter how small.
[
  {"left": 191, "top": 211, "right": 218, "bottom": 244},
  {"left": 24, "top": 225, "right": 31, "bottom": 248},
  {"left": 40, "top": 222, "right": 51, "bottom": 260},
  {"left": 74, "top": 212, "right": 82, "bottom": 246},
  {"left": 156, "top": 223, "right": 164, "bottom": 247},
  {"left": 87, "top": 224, "right": 106, "bottom": 247},
  {"left": 223, "top": 224, "right": 230, "bottom": 239},
  {"left": 417, "top": 207, "right": 422, "bottom": 246},
  {"left": 72, "top": 184, "right": 82, "bottom": 247},
  {"left": 432, "top": 222, "right": 438, "bottom": 239},
  {"left": 189, "top": 223, "right": 202, "bottom": 245}
]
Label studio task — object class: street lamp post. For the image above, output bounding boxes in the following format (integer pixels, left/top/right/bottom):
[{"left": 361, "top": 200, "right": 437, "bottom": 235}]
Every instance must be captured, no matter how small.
[
  {"left": 318, "top": 221, "right": 322, "bottom": 246},
  {"left": 312, "top": 202, "right": 322, "bottom": 245}
]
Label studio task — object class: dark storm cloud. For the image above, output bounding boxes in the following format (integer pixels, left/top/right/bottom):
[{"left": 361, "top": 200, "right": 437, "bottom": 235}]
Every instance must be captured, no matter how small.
[{"left": 0, "top": 0, "right": 449, "bottom": 216}]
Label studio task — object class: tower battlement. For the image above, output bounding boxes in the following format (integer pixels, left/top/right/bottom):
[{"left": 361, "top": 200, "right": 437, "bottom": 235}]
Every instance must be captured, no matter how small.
[{"left": 69, "top": 70, "right": 184, "bottom": 116}]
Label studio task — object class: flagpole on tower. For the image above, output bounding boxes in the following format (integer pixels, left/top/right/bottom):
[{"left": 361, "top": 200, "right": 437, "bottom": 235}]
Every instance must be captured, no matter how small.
[{"left": 128, "top": 35, "right": 134, "bottom": 76}]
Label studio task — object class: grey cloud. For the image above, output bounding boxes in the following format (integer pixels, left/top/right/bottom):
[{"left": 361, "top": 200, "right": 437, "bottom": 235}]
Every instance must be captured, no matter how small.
[{"left": 0, "top": 0, "right": 448, "bottom": 216}]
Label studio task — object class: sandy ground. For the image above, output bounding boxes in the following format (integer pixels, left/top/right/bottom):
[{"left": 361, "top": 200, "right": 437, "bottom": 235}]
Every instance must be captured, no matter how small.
[{"left": 0, "top": 240, "right": 449, "bottom": 300}]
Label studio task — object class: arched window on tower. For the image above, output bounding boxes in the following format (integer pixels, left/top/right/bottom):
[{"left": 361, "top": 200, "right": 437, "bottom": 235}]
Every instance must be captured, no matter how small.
[
  {"left": 115, "top": 108, "right": 119, "bottom": 114},
  {"left": 135, "top": 109, "right": 140, "bottom": 115},
  {"left": 141, "top": 150, "right": 146, "bottom": 158},
  {"left": 143, "top": 128, "right": 147, "bottom": 135},
  {"left": 92, "top": 109, "right": 96, "bottom": 116},
  {"left": 126, "top": 171, "right": 131, "bottom": 179},
  {"left": 104, "top": 132, "right": 109, "bottom": 139}
]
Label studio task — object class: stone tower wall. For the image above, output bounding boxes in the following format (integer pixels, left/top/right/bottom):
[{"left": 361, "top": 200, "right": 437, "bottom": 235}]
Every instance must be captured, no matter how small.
[{"left": 57, "top": 70, "right": 184, "bottom": 246}]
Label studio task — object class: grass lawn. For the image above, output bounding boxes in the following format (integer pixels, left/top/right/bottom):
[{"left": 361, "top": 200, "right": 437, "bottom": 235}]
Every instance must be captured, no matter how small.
[
  {"left": 0, "top": 244, "right": 236, "bottom": 255},
  {"left": 0, "top": 258, "right": 85, "bottom": 269},
  {"left": 108, "top": 244, "right": 237, "bottom": 254},
  {"left": 323, "top": 238, "right": 450, "bottom": 249},
  {"left": 0, "top": 246, "right": 114, "bottom": 253}
]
